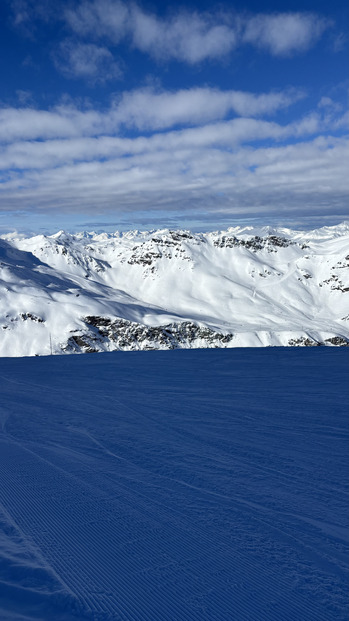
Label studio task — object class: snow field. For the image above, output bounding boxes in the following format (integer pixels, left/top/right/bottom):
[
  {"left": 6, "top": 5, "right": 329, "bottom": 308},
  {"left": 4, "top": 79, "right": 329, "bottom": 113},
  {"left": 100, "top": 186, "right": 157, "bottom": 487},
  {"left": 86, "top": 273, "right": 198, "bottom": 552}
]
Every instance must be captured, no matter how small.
[
  {"left": 0, "top": 347, "right": 348, "bottom": 619},
  {"left": 0, "top": 222, "right": 348, "bottom": 356}
]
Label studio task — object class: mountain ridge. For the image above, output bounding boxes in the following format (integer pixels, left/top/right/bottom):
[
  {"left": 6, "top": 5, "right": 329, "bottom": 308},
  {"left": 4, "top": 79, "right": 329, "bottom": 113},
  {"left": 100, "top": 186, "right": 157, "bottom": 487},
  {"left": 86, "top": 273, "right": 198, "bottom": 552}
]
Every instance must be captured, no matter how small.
[{"left": 1, "top": 223, "right": 348, "bottom": 356}]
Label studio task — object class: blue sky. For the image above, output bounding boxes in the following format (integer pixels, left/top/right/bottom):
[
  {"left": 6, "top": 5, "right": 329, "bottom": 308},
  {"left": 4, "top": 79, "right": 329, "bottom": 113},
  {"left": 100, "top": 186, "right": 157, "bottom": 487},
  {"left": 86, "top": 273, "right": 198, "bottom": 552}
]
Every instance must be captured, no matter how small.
[{"left": 0, "top": 0, "right": 348, "bottom": 233}]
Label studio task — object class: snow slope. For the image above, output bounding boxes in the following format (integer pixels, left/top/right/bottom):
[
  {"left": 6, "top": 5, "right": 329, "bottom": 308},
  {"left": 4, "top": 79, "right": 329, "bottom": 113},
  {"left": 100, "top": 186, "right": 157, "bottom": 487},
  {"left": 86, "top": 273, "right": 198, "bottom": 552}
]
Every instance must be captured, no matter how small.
[
  {"left": 0, "top": 348, "right": 348, "bottom": 620},
  {"left": 1, "top": 223, "right": 348, "bottom": 356}
]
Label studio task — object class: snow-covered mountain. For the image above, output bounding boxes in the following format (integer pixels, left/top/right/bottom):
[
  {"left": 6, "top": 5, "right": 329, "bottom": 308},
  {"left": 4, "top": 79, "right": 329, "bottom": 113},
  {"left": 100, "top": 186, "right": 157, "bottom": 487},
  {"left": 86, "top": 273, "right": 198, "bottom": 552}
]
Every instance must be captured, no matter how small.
[{"left": 1, "top": 223, "right": 348, "bottom": 356}]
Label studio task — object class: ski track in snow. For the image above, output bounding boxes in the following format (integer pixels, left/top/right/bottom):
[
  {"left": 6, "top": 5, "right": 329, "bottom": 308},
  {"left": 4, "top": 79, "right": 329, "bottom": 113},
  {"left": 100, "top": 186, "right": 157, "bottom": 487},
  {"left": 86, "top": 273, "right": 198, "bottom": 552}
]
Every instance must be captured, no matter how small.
[{"left": 0, "top": 348, "right": 348, "bottom": 620}]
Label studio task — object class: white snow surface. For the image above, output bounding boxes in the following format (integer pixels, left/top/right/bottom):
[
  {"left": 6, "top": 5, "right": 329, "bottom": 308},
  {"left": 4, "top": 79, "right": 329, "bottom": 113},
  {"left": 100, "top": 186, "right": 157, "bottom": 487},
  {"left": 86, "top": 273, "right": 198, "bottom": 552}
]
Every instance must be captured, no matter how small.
[{"left": 0, "top": 222, "right": 348, "bottom": 356}]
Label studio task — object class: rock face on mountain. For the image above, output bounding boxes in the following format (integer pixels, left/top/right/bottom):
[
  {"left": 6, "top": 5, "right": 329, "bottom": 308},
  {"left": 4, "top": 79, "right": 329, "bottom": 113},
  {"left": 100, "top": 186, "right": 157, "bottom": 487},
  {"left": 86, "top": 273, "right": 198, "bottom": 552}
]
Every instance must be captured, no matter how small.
[
  {"left": 0, "top": 223, "right": 348, "bottom": 356},
  {"left": 213, "top": 234, "right": 305, "bottom": 251},
  {"left": 65, "top": 317, "right": 235, "bottom": 353}
]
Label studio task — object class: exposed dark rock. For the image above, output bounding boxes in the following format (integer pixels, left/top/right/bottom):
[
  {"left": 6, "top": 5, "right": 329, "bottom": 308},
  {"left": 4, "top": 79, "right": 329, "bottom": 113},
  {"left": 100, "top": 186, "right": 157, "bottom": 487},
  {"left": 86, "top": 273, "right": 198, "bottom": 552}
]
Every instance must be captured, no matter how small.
[
  {"left": 65, "top": 316, "right": 235, "bottom": 353},
  {"left": 128, "top": 251, "right": 162, "bottom": 266},
  {"left": 213, "top": 235, "right": 299, "bottom": 252},
  {"left": 85, "top": 315, "right": 112, "bottom": 328},
  {"left": 213, "top": 236, "right": 240, "bottom": 249},
  {"left": 324, "top": 337, "right": 349, "bottom": 346},
  {"left": 168, "top": 230, "right": 195, "bottom": 241},
  {"left": 288, "top": 337, "right": 321, "bottom": 347},
  {"left": 65, "top": 320, "right": 349, "bottom": 352},
  {"left": 126, "top": 232, "right": 196, "bottom": 266},
  {"left": 266, "top": 235, "right": 293, "bottom": 248},
  {"left": 20, "top": 313, "right": 44, "bottom": 323},
  {"left": 66, "top": 334, "right": 99, "bottom": 353},
  {"left": 321, "top": 274, "right": 348, "bottom": 292},
  {"left": 288, "top": 335, "right": 349, "bottom": 347},
  {"left": 331, "top": 255, "right": 349, "bottom": 270}
]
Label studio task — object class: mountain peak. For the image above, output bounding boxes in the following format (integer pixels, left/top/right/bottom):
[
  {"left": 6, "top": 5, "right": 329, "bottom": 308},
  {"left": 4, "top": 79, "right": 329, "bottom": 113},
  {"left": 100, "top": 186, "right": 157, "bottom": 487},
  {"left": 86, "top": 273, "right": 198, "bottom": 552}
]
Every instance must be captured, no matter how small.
[{"left": 1, "top": 223, "right": 348, "bottom": 356}]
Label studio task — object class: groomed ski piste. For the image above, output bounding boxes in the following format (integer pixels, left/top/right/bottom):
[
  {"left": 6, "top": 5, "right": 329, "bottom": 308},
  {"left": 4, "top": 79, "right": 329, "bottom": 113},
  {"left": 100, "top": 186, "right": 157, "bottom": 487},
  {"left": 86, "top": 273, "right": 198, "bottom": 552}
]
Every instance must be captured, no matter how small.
[{"left": 0, "top": 347, "right": 348, "bottom": 620}]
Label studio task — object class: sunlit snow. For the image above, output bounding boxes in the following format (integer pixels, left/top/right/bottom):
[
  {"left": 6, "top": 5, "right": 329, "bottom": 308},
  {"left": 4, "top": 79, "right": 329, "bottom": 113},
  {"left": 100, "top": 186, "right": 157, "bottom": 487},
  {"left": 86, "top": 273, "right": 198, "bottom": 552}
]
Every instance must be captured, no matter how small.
[{"left": 0, "top": 223, "right": 348, "bottom": 356}]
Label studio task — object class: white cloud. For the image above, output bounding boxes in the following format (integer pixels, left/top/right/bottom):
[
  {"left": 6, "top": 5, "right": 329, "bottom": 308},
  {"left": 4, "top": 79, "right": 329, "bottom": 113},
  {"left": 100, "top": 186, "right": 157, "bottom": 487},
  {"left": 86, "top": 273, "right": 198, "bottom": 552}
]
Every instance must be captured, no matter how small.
[
  {"left": 65, "top": 0, "right": 238, "bottom": 63},
  {"left": 0, "top": 90, "right": 347, "bottom": 223},
  {"left": 1, "top": 93, "right": 345, "bottom": 176},
  {"left": 65, "top": 0, "right": 129, "bottom": 42},
  {"left": 0, "top": 122, "right": 274, "bottom": 171},
  {"left": 0, "top": 106, "right": 103, "bottom": 142},
  {"left": 2, "top": 108, "right": 344, "bottom": 173},
  {"left": 63, "top": 1, "right": 330, "bottom": 64},
  {"left": 332, "top": 32, "right": 346, "bottom": 53},
  {"left": 4, "top": 2, "right": 345, "bottom": 227},
  {"left": 54, "top": 40, "right": 122, "bottom": 83},
  {"left": 243, "top": 13, "right": 329, "bottom": 56},
  {"left": 0, "top": 86, "right": 304, "bottom": 143},
  {"left": 130, "top": 8, "right": 237, "bottom": 63},
  {"left": 15, "top": 89, "right": 34, "bottom": 105},
  {"left": 113, "top": 86, "right": 305, "bottom": 130},
  {"left": 318, "top": 96, "right": 342, "bottom": 112},
  {"left": 0, "top": 135, "right": 347, "bottom": 221},
  {"left": 9, "top": 0, "right": 59, "bottom": 33},
  {"left": 11, "top": 0, "right": 31, "bottom": 27}
]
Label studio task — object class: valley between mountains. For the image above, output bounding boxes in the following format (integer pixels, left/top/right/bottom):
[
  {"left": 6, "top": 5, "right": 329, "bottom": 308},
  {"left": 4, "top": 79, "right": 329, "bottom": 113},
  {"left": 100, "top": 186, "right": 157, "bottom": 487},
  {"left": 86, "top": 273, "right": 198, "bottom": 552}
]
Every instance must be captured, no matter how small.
[{"left": 0, "top": 222, "right": 348, "bottom": 356}]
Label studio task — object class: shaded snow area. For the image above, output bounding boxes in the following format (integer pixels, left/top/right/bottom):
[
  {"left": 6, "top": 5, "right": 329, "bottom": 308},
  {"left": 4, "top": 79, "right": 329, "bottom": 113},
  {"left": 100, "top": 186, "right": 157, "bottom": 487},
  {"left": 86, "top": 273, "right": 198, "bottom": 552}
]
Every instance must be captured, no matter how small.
[
  {"left": 0, "top": 222, "right": 349, "bottom": 356},
  {"left": 0, "top": 348, "right": 348, "bottom": 620}
]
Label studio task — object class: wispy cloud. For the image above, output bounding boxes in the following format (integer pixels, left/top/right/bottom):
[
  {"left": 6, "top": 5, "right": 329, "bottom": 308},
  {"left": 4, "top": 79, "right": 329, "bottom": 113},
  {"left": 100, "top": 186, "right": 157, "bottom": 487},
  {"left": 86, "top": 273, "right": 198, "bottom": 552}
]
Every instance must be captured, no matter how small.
[
  {"left": 243, "top": 13, "right": 329, "bottom": 56},
  {"left": 54, "top": 40, "right": 122, "bottom": 83},
  {"left": 63, "top": 1, "right": 331, "bottom": 64},
  {"left": 0, "top": 136, "right": 347, "bottom": 221},
  {"left": 9, "top": 0, "right": 58, "bottom": 34},
  {"left": 0, "top": 106, "right": 101, "bottom": 142},
  {"left": 65, "top": 0, "right": 129, "bottom": 42},
  {"left": 0, "top": 85, "right": 305, "bottom": 142},
  {"left": 129, "top": 8, "right": 237, "bottom": 63},
  {"left": 3, "top": 1, "right": 346, "bottom": 228},
  {"left": 0, "top": 109, "right": 345, "bottom": 171},
  {"left": 11, "top": 0, "right": 31, "bottom": 27},
  {"left": 0, "top": 91, "right": 347, "bottom": 223},
  {"left": 65, "top": 0, "right": 238, "bottom": 63},
  {"left": 112, "top": 86, "right": 305, "bottom": 130}
]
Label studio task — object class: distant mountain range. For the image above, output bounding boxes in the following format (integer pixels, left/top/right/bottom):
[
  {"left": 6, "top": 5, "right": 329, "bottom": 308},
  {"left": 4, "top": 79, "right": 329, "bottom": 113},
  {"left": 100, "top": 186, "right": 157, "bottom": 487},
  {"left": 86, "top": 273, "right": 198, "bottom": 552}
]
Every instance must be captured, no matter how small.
[{"left": 1, "top": 223, "right": 348, "bottom": 356}]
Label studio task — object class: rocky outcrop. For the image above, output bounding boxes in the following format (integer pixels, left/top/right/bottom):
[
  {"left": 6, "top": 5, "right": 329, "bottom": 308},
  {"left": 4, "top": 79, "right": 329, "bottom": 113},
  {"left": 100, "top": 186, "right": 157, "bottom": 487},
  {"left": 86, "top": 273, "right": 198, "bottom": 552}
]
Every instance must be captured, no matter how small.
[
  {"left": 64, "top": 322, "right": 349, "bottom": 353},
  {"left": 288, "top": 335, "right": 349, "bottom": 347},
  {"left": 213, "top": 234, "right": 304, "bottom": 252},
  {"left": 126, "top": 231, "right": 199, "bottom": 266},
  {"left": 288, "top": 337, "right": 321, "bottom": 347},
  {"left": 320, "top": 274, "right": 349, "bottom": 292},
  {"left": 324, "top": 336, "right": 349, "bottom": 346},
  {"left": 64, "top": 316, "right": 235, "bottom": 353},
  {"left": 20, "top": 313, "right": 45, "bottom": 323}
]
